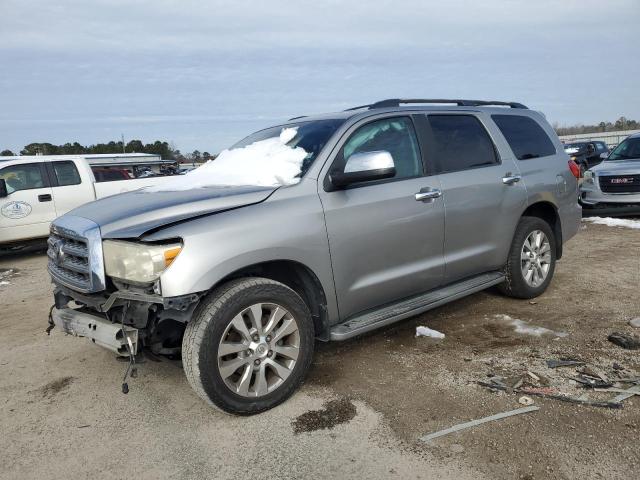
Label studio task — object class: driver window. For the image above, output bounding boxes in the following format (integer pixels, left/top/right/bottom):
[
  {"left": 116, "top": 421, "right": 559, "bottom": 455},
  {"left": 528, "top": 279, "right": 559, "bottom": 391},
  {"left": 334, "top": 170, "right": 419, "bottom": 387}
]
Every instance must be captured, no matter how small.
[
  {"left": 339, "top": 117, "right": 422, "bottom": 180},
  {"left": 0, "top": 163, "right": 46, "bottom": 194}
]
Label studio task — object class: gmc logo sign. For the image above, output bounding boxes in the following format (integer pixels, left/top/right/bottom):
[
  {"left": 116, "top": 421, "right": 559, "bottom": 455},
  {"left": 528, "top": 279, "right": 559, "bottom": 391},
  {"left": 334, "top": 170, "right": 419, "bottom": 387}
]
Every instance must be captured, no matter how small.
[{"left": 610, "top": 178, "right": 633, "bottom": 184}]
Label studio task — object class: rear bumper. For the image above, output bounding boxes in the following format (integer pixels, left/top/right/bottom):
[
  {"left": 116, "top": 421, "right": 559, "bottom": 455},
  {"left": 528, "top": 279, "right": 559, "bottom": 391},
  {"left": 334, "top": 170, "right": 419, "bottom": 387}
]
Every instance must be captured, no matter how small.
[{"left": 51, "top": 307, "right": 138, "bottom": 356}]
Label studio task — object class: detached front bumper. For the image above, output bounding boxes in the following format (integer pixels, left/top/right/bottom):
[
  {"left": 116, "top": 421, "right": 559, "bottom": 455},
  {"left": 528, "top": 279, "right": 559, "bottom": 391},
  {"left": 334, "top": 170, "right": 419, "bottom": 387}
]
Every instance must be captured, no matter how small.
[{"left": 51, "top": 307, "right": 138, "bottom": 357}]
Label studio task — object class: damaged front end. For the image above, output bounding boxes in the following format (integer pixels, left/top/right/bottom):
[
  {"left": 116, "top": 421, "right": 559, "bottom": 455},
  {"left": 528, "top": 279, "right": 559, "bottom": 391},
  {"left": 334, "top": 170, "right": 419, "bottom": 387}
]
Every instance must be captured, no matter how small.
[
  {"left": 47, "top": 214, "right": 202, "bottom": 359},
  {"left": 51, "top": 284, "right": 202, "bottom": 357}
]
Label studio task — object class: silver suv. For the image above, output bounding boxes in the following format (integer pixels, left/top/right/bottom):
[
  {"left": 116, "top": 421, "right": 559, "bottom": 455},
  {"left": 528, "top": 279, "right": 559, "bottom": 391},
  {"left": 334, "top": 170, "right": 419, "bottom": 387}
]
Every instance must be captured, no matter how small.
[{"left": 47, "top": 99, "right": 581, "bottom": 414}]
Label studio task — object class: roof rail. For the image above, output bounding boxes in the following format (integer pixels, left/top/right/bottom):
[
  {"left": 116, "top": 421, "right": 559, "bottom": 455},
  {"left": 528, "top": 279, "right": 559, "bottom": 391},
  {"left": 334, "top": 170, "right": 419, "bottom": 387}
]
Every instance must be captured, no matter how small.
[{"left": 345, "top": 98, "right": 528, "bottom": 111}]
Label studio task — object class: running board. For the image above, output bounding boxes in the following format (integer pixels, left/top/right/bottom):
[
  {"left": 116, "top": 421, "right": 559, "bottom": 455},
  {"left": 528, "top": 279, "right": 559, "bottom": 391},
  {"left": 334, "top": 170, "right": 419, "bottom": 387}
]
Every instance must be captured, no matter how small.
[{"left": 330, "top": 271, "right": 505, "bottom": 341}]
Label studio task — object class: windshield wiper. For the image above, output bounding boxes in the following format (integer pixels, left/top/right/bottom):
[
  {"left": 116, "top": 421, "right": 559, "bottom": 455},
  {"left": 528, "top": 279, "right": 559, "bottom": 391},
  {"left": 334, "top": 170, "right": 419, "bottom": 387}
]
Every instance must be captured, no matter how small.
[{"left": 520, "top": 153, "right": 540, "bottom": 160}]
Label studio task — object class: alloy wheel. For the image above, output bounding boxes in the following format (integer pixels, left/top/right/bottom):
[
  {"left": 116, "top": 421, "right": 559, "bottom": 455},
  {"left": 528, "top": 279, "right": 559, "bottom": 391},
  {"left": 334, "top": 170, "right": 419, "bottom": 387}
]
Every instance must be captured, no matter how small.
[
  {"left": 520, "top": 230, "right": 551, "bottom": 288},
  {"left": 217, "top": 303, "right": 300, "bottom": 397}
]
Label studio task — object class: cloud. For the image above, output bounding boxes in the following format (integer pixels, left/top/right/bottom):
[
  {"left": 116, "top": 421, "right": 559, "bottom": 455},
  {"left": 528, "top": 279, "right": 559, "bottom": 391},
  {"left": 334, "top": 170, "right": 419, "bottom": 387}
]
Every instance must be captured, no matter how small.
[{"left": 1, "top": 0, "right": 638, "bottom": 152}]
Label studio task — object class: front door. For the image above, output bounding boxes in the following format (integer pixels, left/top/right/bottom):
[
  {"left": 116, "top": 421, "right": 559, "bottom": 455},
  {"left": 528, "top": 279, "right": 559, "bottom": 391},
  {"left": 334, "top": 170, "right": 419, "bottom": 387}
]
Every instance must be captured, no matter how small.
[
  {"left": 0, "top": 162, "right": 55, "bottom": 243},
  {"left": 319, "top": 115, "right": 445, "bottom": 320}
]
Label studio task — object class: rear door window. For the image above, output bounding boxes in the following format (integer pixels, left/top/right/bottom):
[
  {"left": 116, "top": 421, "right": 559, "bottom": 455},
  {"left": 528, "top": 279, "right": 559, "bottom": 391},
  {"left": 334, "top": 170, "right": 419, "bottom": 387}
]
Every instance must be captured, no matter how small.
[
  {"left": 492, "top": 115, "right": 556, "bottom": 160},
  {"left": 427, "top": 115, "right": 499, "bottom": 174},
  {"left": 52, "top": 161, "right": 81, "bottom": 186}
]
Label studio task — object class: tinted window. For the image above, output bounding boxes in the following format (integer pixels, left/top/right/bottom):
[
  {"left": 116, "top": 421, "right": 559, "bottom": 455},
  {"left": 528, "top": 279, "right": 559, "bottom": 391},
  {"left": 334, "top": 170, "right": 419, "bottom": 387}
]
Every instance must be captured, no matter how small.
[
  {"left": 428, "top": 115, "right": 498, "bottom": 174},
  {"left": 52, "top": 161, "right": 81, "bottom": 186},
  {"left": 0, "top": 163, "right": 47, "bottom": 194},
  {"left": 337, "top": 116, "right": 422, "bottom": 180},
  {"left": 492, "top": 114, "right": 556, "bottom": 160}
]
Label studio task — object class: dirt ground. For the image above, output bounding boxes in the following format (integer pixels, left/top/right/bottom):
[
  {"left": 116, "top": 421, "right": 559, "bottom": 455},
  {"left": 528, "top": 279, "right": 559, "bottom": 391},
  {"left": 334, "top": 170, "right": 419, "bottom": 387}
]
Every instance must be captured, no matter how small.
[{"left": 1, "top": 221, "right": 639, "bottom": 480}]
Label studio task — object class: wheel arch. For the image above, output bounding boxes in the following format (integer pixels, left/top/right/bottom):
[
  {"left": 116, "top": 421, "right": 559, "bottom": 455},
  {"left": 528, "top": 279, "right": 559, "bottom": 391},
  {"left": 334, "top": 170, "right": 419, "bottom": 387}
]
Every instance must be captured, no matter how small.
[
  {"left": 521, "top": 201, "right": 563, "bottom": 259},
  {"left": 212, "top": 260, "right": 330, "bottom": 340}
]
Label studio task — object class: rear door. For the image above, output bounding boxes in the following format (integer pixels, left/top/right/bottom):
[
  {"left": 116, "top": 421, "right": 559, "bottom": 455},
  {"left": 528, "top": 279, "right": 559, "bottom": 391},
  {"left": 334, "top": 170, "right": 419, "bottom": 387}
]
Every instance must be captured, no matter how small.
[
  {"left": 419, "top": 113, "right": 528, "bottom": 283},
  {"left": 318, "top": 114, "right": 445, "bottom": 319},
  {"left": 46, "top": 160, "right": 96, "bottom": 216},
  {"left": 0, "top": 162, "right": 55, "bottom": 242}
]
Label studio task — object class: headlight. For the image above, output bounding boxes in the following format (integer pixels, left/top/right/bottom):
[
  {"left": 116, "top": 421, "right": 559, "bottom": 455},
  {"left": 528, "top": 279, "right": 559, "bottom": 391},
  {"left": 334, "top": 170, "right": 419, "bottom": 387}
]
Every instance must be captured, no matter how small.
[
  {"left": 103, "top": 240, "right": 182, "bottom": 284},
  {"left": 583, "top": 170, "right": 594, "bottom": 184}
]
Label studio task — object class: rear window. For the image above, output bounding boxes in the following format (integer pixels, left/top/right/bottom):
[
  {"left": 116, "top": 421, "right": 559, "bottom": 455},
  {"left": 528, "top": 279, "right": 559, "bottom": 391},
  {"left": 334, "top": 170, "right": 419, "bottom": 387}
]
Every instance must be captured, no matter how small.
[
  {"left": 52, "top": 161, "right": 81, "bottom": 186},
  {"left": 492, "top": 115, "right": 556, "bottom": 160},
  {"left": 428, "top": 115, "right": 498, "bottom": 174}
]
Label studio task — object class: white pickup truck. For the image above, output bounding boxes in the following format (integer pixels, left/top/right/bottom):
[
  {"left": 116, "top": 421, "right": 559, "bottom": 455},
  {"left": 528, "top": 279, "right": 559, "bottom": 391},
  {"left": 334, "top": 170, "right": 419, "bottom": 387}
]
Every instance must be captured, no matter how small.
[{"left": 0, "top": 153, "right": 179, "bottom": 250}]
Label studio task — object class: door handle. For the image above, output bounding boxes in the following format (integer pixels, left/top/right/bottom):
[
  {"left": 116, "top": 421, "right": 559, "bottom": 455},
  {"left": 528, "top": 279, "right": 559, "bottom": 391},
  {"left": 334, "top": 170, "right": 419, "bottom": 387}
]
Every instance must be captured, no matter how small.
[
  {"left": 38, "top": 194, "right": 52, "bottom": 202},
  {"left": 502, "top": 174, "right": 522, "bottom": 185},
  {"left": 415, "top": 189, "right": 442, "bottom": 202}
]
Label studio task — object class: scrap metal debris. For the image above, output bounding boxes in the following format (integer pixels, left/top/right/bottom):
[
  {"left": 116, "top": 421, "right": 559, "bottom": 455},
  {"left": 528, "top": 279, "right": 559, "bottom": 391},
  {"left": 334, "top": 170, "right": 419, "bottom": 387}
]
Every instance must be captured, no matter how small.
[
  {"left": 420, "top": 406, "right": 540, "bottom": 442},
  {"left": 546, "top": 359, "right": 585, "bottom": 369},
  {"left": 479, "top": 380, "right": 623, "bottom": 409},
  {"left": 608, "top": 332, "right": 640, "bottom": 350}
]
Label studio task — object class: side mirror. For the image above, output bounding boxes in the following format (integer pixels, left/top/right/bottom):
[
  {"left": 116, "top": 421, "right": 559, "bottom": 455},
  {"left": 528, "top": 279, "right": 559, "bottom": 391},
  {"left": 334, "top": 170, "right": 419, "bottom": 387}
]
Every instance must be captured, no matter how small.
[
  {"left": 0, "top": 178, "right": 8, "bottom": 198},
  {"left": 329, "top": 151, "right": 396, "bottom": 189}
]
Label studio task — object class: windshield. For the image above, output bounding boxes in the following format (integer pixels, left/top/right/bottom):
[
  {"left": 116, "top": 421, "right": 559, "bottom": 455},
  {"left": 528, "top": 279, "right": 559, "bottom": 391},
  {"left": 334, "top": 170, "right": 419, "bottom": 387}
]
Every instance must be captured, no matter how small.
[
  {"left": 563, "top": 143, "right": 587, "bottom": 152},
  {"left": 608, "top": 137, "right": 640, "bottom": 161},
  {"left": 146, "top": 118, "right": 344, "bottom": 191},
  {"left": 232, "top": 118, "right": 345, "bottom": 177}
]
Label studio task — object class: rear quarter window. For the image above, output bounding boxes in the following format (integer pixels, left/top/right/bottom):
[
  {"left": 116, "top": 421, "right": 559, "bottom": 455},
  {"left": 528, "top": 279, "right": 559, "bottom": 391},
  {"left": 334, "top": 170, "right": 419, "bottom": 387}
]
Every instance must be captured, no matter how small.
[{"left": 492, "top": 115, "right": 556, "bottom": 160}]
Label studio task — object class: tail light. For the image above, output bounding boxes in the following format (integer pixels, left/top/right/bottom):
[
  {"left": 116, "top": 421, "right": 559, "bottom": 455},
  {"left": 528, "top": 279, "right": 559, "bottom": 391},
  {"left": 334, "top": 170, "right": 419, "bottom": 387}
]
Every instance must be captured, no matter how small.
[{"left": 568, "top": 160, "right": 581, "bottom": 179}]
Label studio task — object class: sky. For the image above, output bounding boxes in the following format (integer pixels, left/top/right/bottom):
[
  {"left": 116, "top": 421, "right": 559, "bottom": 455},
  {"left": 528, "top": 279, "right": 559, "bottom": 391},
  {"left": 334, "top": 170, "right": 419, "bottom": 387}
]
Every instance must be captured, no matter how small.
[{"left": 1, "top": 0, "right": 639, "bottom": 154}]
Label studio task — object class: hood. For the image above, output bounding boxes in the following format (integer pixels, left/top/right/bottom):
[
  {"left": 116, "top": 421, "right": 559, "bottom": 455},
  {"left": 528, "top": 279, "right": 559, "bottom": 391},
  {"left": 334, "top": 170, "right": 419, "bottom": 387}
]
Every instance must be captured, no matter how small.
[
  {"left": 66, "top": 185, "right": 277, "bottom": 239},
  {"left": 591, "top": 159, "right": 640, "bottom": 175}
]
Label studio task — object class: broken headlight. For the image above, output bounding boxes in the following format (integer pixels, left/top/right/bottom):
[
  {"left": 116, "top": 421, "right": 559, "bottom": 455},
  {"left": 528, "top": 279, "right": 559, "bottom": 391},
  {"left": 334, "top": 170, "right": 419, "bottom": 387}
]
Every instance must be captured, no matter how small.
[{"left": 103, "top": 240, "right": 182, "bottom": 284}]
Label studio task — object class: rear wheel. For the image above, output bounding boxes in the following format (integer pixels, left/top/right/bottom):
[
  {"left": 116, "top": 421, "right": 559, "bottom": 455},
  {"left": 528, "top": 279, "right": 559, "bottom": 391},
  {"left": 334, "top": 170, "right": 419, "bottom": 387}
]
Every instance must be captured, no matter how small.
[
  {"left": 182, "top": 277, "right": 315, "bottom": 415},
  {"left": 499, "top": 217, "right": 556, "bottom": 299}
]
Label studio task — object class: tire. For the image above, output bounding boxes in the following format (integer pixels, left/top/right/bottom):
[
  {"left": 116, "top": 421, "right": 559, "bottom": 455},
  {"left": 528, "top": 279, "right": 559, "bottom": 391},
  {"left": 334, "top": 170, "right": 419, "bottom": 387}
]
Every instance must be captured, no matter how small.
[
  {"left": 499, "top": 216, "right": 557, "bottom": 299},
  {"left": 182, "top": 277, "right": 315, "bottom": 415}
]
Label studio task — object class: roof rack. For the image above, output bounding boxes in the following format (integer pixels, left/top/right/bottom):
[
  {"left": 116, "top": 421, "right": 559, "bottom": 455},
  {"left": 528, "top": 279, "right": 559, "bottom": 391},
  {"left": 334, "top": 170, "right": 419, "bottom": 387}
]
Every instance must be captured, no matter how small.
[{"left": 345, "top": 98, "right": 528, "bottom": 111}]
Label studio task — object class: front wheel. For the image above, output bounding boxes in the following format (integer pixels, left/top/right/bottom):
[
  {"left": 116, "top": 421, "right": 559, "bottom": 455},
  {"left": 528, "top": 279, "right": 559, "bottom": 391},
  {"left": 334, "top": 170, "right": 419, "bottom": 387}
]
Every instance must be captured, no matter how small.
[
  {"left": 499, "top": 217, "right": 557, "bottom": 299},
  {"left": 182, "top": 277, "right": 315, "bottom": 415}
]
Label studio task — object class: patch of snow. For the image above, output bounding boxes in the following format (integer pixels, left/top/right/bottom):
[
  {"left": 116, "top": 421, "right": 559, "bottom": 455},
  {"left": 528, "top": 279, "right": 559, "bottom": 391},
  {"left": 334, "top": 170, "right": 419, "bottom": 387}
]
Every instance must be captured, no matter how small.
[
  {"left": 148, "top": 128, "right": 308, "bottom": 191},
  {"left": 0, "top": 281, "right": 9, "bottom": 286},
  {"left": 416, "top": 326, "right": 445, "bottom": 339},
  {"left": 582, "top": 217, "right": 640, "bottom": 230},
  {"left": 494, "top": 314, "right": 567, "bottom": 338}
]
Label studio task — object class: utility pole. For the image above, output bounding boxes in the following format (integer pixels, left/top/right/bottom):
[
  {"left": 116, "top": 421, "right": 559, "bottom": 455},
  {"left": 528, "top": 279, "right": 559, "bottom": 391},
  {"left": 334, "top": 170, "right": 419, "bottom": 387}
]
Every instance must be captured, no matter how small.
[{"left": 121, "top": 133, "right": 125, "bottom": 153}]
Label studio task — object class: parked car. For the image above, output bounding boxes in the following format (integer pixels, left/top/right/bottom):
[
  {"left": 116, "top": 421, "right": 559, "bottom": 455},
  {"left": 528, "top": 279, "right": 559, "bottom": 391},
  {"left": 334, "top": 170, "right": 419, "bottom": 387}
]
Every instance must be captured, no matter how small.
[
  {"left": 0, "top": 155, "right": 178, "bottom": 251},
  {"left": 46, "top": 99, "right": 581, "bottom": 414},
  {"left": 563, "top": 140, "right": 609, "bottom": 174},
  {"left": 91, "top": 168, "right": 132, "bottom": 182},
  {"left": 580, "top": 132, "right": 640, "bottom": 216}
]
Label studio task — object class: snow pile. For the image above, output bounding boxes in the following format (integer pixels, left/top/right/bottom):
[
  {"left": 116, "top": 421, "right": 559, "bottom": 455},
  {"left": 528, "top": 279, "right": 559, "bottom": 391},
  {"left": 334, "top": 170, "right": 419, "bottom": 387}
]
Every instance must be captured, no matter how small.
[
  {"left": 148, "top": 128, "right": 308, "bottom": 191},
  {"left": 415, "top": 326, "right": 445, "bottom": 339},
  {"left": 494, "top": 314, "right": 567, "bottom": 338},
  {"left": 582, "top": 217, "right": 640, "bottom": 230}
]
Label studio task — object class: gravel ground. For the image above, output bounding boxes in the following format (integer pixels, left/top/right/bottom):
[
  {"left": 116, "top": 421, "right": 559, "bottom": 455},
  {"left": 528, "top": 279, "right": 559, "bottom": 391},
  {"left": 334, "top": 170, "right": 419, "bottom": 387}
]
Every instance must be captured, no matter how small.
[{"left": 1, "top": 221, "right": 639, "bottom": 480}]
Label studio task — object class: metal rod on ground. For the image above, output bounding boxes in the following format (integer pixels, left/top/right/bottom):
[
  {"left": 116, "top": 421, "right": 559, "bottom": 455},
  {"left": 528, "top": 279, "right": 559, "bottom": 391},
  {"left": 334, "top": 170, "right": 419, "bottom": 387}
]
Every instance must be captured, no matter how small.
[{"left": 420, "top": 406, "right": 540, "bottom": 442}]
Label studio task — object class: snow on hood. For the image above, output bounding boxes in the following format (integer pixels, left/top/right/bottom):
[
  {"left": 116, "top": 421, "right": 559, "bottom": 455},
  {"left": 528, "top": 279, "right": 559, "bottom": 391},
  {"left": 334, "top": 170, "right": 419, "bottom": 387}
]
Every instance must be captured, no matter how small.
[{"left": 149, "top": 128, "right": 308, "bottom": 192}]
